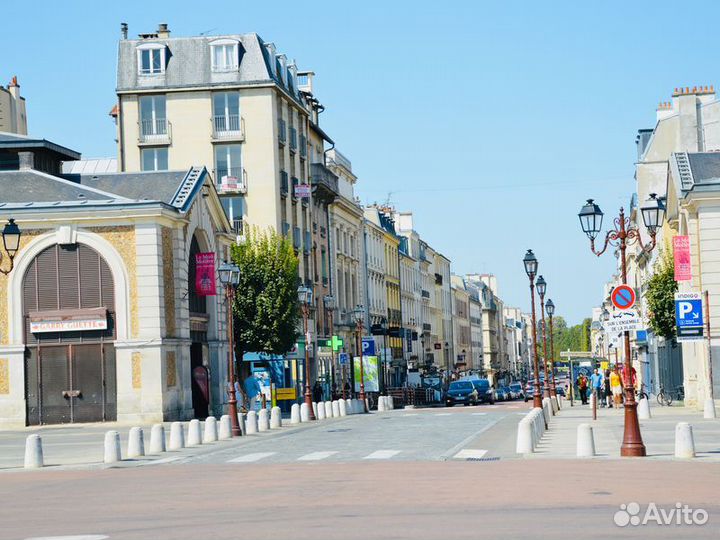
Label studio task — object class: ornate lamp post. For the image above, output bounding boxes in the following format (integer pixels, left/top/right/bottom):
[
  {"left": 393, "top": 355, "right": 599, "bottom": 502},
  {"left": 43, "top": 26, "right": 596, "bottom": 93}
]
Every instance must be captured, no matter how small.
[
  {"left": 545, "top": 298, "right": 557, "bottom": 398},
  {"left": 535, "top": 275, "right": 552, "bottom": 398},
  {"left": 352, "top": 305, "right": 367, "bottom": 410},
  {"left": 523, "top": 249, "right": 543, "bottom": 408},
  {"left": 298, "top": 285, "right": 316, "bottom": 420},
  {"left": 380, "top": 317, "right": 389, "bottom": 395},
  {"left": 323, "top": 294, "right": 336, "bottom": 397},
  {"left": 218, "top": 261, "right": 242, "bottom": 437},
  {"left": 578, "top": 194, "right": 666, "bottom": 457},
  {"left": 0, "top": 219, "right": 21, "bottom": 275}
]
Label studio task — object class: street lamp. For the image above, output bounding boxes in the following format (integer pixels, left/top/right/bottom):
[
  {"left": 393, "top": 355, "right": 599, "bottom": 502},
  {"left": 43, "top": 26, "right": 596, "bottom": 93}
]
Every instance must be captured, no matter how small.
[
  {"left": 545, "top": 298, "right": 557, "bottom": 399},
  {"left": 298, "top": 284, "right": 316, "bottom": 420},
  {"left": 323, "top": 294, "right": 337, "bottom": 397},
  {"left": 352, "top": 304, "right": 367, "bottom": 411},
  {"left": 578, "top": 194, "right": 665, "bottom": 457},
  {"left": 218, "top": 260, "right": 242, "bottom": 437},
  {"left": 0, "top": 219, "right": 21, "bottom": 275},
  {"left": 523, "top": 249, "right": 543, "bottom": 408},
  {"left": 380, "top": 317, "right": 388, "bottom": 395},
  {"left": 535, "top": 275, "right": 552, "bottom": 399}
]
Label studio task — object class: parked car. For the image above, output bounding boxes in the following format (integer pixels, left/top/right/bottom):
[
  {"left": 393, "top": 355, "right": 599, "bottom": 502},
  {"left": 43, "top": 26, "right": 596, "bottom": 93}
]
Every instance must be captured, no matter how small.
[
  {"left": 500, "top": 385, "right": 514, "bottom": 400},
  {"left": 555, "top": 386, "right": 566, "bottom": 397},
  {"left": 495, "top": 387, "right": 508, "bottom": 401},
  {"left": 468, "top": 378, "right": 495, "bottom": 404},
  {"left": 509, "top": 382, "right": 524, "bottom": 400},
  {"left": 444, "top": 381, "right": 479, "bottom": 407},
  {"left": 524, "top": 380, "right": 545, "bottom": 402}
]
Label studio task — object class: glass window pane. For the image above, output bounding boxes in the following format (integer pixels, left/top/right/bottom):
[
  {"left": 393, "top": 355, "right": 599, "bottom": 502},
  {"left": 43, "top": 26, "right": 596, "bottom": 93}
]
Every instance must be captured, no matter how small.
[
  {"left": 227, "top": 92, "right": 239, "bottom": 116},
  {"left": 141, "top": 149, "right": 154, "bottom": 171},
  {"left": 156, "top": 148, "right": 168, "bottom": 170},
  {"left": 141, "top": 50, "right": 150, "bottom": 72},
  {"left": 213, "top": 93, "right": 225, "bottom": 117},
  {"left": 213, "top": 46, "right": 223, "bottom": 68},
  {"left": 228, "top": 145, "right": 242, "bottom": 169},
  {"left": 152, "top": 49, "right": 162, "bottom": 72},
  {"left": 153, "top": 95, "right": 166, "bottom": 119}
]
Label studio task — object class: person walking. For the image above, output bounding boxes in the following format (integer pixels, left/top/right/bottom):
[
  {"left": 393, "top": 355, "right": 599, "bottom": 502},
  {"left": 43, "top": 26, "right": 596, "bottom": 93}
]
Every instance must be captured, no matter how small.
[
  {"left": 610, "top": 365, "right": 623, "bottom": 409},
  {"left": 244, "top": 373, "right": 262, "bottom": 412},
  {"left": 590, "top": 368, "right": 603, "bottom": 408},
  {"left": 577, "top": 373, "right": 589, "bottom": 405},
  {"left": 603, "top": 369, "right": 612, "bottom": 408}
]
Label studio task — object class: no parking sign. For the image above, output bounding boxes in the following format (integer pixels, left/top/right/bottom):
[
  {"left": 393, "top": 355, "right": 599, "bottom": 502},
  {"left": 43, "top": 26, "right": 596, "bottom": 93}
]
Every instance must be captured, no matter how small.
[{"left": 611, "top": 285, "right": 636, "bottom": 311}]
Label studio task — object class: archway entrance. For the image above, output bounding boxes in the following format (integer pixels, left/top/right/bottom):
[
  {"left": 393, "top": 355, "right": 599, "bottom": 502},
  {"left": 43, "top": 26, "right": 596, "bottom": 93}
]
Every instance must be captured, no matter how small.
[
  {"left": 188, "top": 235, "right": 210, "bottom": 419},
  {"left": 23, "top": 244, "right": 117, "bottom": 425}
]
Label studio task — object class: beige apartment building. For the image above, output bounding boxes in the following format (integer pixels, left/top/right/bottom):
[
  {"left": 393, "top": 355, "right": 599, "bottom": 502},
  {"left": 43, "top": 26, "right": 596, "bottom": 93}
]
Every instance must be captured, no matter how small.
[
  {"left": 451, "top": 276, "right": 471, "bottom": 372},
  {"left": 0, "top": 76, "right": 27, "bottom": 135}
]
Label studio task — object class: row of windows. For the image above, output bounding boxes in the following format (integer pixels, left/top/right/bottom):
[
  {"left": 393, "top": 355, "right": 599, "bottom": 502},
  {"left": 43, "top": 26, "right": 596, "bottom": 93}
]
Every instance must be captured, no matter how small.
[
  {"left": 140, "top": 143, "right": 241, "bottom": 177},
  {"left": 137, "top": 40, "right": 239, "bottom": 76},
  {"left": 139, "top": 92, "right": 241, "bottom": 131}
]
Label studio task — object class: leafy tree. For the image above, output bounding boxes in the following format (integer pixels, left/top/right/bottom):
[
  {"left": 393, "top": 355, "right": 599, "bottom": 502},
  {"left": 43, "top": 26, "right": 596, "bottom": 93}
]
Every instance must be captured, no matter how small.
[
  {"left": 644, "top": 247, "right": 678, "bottom": 339},
  {"left": 230, "top": 228, "right": 300, "bottom": 378}
]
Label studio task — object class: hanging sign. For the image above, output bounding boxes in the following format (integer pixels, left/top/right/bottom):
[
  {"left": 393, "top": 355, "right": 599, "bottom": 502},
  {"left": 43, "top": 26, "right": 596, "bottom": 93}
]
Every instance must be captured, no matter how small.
[
  {"left": 294, "top": 184, "right": 311, "bottom": 198},
  {"left": 604, "top": 310, "right": 643, "bottom": 333},
  {"left": 675, "top": 291, "right": 704, "bottom": 341},
  {"left": 673, "top": 236, "right": 692, "bottom": 282},
  {"left": 610, "top": 284, "right": 636, "bottom": 311},
  {"left": 195, "top": 252, "right": 217, "bottom": 296}
]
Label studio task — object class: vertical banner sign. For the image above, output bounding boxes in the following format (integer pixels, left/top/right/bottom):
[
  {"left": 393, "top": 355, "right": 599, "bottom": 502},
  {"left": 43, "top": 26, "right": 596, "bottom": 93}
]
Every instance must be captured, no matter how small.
[
  {"left": 673, "top": 235, "right": 692, "bottom": 281},
  {"left": 195, "top": 252, "right": 217, "bottom": 296}
]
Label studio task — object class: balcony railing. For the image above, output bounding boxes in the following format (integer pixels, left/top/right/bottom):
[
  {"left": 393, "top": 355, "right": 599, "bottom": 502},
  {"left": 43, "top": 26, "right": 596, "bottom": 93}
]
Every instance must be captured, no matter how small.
[
  {"left": 232, "top": 218, "right": 244, "bottom": 235},
  {"left": 139, "top": 118, "right": 171, "bottom": 144},
  {"left": 212, "top": 115, "right": 245, "bottom": 140},
  {"left": 304, "top": 231, "right": 311, "bottom": 254},
  {"left": 280, "top": 171, "right": 289, "bottom": 196},
  {"left": 299, "top": 134, "right": 307, "bottom": 157},
  {"left": 293, "top": 227, "right": 301, "bottom": 250},
  {"left": 215, "top": 167, "right": 247, "bottom": 194},
  {"left": 310, "top": 163, "right": 339, "bottom": 199},
  {"left": 422, "top": 323, "right": 432, "bottom": 332},
  {"left": 278, "top": 118, "right": 287, "bottom": 143},
  {"left": 421, "top": 289, "right": 431, "bottom": 299}
]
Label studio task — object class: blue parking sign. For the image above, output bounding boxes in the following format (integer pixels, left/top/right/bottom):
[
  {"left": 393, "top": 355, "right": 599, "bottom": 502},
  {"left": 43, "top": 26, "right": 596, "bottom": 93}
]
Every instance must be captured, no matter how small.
[
  {"left": 675, "top": 292, "right": 704, "bottom": 341},
  {"left": 338, "top": 352, "right": 349, "bottom": 365},
  {"left": 361, "top": 337, "right": 376, "bottom": 356}
]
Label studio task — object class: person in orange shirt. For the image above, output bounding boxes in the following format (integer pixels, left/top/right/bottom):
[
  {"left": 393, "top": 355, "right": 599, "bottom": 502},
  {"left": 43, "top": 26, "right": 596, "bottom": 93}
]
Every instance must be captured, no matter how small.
[{"left": 609, "top": 366, "right": 623, "bottom": 409}]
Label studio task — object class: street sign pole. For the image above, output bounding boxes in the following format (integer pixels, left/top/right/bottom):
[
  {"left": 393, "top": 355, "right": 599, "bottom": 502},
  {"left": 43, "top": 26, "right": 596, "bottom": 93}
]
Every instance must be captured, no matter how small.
[{"left": 706, "top": 290, "right": 714, "bottom": 401}]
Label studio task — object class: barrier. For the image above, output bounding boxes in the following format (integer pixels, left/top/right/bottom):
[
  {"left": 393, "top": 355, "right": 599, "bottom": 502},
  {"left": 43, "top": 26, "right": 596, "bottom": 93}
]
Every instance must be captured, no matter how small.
[
  {"left": 169, "top": 422, "right": 185, "bottom": 450},
  {"left": 270, "top": 406, "right": 282, "bottom": 428},
  {"left": 339, "top": 399, "right": 347, "bottom": 416},
  {"left": 300, "top": 403, "right": 310, "bottom": 422},
  {"left": 674, "top": 422, "right": 696, "bottom": 459},
  {"left": 576, "top": 423, "right": 596, "bottom": 457},
  {"left": 187, "top": 419, "right": 202, "bottom": 446},
  {"left": 332, "top": 400, "right": 340, "bottom": 417},
  {"left": 325, "top": 400, "right": 334, "bottom": 418},
  {"left": 127, "top": 427, "right": 145, "bottom": 458},
  {"left": 704, "top": 398, "right": 717, "bottom": 419},
  {"left": 516, "top": 418, "right": 534, "bottom": 454},
  {"left": 203, "top": 417, "right": 219, "bottom": 443},
  {"left": 637, "top": 397, "right": 651, "bottom": 420},
  {"left": 104, "top": 430, "right": 122, "bottom": 464},
  {"left": 317, "top": 402, "right": 326, "bottom": 420},
  {"left": 246, "top": 410, "right": 258, "bottom": 434},
  {"left": 218, "top": 415, "right": 232, "bottom": 440},
  {"left": 290, "top": 403, "right": 301, "bottom": 424},
  {"left": 149, "top": 424, "right": 166, "bottom": 452},
  {"left": 24, "top": 434, "right": 43, "bottom": 468},
  {"left": 258, "top": 409, "right": 270, "bottom": 431}
]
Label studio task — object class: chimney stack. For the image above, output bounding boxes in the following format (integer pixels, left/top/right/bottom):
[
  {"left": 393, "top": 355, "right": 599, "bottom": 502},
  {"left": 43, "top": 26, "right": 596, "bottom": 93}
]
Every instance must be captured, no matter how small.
[
  {"left": 120, "top": 22, "right": 128, "bottom": 40},
  {"left": 18, "top": 151, "right": 35, "bottom": 170},
  {"left": 157, "top": 23, "right": 170, "bottom": 38}
]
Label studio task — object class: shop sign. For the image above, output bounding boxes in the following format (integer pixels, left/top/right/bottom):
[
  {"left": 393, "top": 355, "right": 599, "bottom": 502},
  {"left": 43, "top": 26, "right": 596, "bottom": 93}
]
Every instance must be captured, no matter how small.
[
  {"left": 195, "top": 252, "right": 217, "bottom": 296},
  {"left": 30, "top": 308, "right": 108, "bottom": 333}
]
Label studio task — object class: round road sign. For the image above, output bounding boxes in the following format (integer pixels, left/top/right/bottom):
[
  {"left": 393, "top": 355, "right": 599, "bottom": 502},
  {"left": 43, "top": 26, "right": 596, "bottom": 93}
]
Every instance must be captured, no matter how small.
[{"left": 611, "top": 284, "right": 636, "bottom": 311}]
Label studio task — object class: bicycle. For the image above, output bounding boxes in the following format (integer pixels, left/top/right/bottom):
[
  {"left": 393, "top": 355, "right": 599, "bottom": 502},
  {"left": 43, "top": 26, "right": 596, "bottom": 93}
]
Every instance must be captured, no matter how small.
[
  {"left": 657, "top": 385, "right": 673, "bottom": 406},
  {"left": 636, "top": 383, "right": 649, "bottom": 401}
]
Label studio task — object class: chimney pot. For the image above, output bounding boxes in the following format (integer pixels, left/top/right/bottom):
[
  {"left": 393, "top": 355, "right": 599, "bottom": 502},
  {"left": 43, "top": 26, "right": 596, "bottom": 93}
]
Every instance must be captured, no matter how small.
[
  {"left": 157, "top": 23, "right": 170, "bottom": 38},
  {"left": 121, "top": 22, "right": 128, "bottom": 40}
]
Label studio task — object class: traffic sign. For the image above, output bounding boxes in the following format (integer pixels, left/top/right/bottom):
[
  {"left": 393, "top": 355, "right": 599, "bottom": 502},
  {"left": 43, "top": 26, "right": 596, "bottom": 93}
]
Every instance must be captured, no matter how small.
[
  {"left": 604, "top": 310, "right": 642, "bottom": 333},
  {"left": 611, "top": 284, "right": 636, "bottom": 311},
  {"left": 338, "top": 352, "right": 349, "bottom": 365},
  {"left": 361, "top": 337, "right": 376, "bottom": 356},
  {"left": 675, "top": 292, "right": 704, "bottom": 342}
]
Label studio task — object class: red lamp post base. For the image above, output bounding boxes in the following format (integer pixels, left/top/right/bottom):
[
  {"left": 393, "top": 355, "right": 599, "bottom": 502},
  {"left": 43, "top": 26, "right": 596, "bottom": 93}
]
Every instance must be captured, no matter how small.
[
  {"left": 620, "top": 400, "right": 646, "bottom": 457},
  {"left": 532, "top": 394, "right": 543, "bottom": 408},
  {"left": 227, "top": 383, "right": 242, "bottom": 437},
  {"left": 304, "top": 385, "right": 316, "bottom": 421}
]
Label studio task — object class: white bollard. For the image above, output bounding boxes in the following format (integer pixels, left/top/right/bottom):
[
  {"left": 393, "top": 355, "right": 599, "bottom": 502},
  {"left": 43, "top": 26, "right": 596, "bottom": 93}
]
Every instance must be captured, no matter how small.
[
  {"left": 638, "top": 397, "right": 651, "bottom": 420},
  {"left": 388, "top": 396, "right": 394, "bottom": 410},
  {"left": 675, "top": 422, "right": 696, "bottom": 459},
  {"left": 300, "top": 402, "right": 310, "bottom": 422},
  {"left": 238, "top": 413, "right": 246, "bottom": 436},
  {"left": 555, "top": 395, "right": 561, "bottom": 410},
  {"left": 339, "top": 399, "right": 347, "bottom": 416},
  {"left": 149, "top": 424, "right": 166, "bottom": 453},
  {"left": 365, "top": 398, "right": 369, "bottom": 413},
  {"left": 533, "top": 407, "right": 546, "bottom": 434},
  {"left": 332, "top": 400, "right": 340, "bottom": 417},
  {"left": 541, "top": 400, "right": 551, "bottom": 427},
  {"left": 312, "top": 402, "right": 318, "bottom": 419},
  {"left": 378, "top": 396, "right": 387, "bottom": 412},
  {"left": 24, "top": 434, "right": 44, "bottom": 468},
  {"left": 704, "top": 398, "right": 717, "bottom": 419},
  {"left": 104, "top": 430, "right": 122, "bottom": 464},
  {"left": 291, "top": 403, "right": 301, "bottom": 424},
  {"left": 550, "top": 395, "right": 558, "bottom": 414},
  {"left": 346, "top": 399, "right": 354, "bottom": 415},
  {"left": 127, "top": 427, "right": 145, "bottom": 458},
  {"left": 187, "top": 419, "right": 202, "bottom": 446},
  {"left": 203, "top": 417, "right": 219, "bottom": 443},
  {"left": 246, "top": 410, "right": 258, "bottom": 434},
  {"left": 218, "top": 415, "right": 232, "bottom": 440},
  {"left": 325, "top": 400, "right": 334, "bottom": 418},
  {"left": 258, "top": 409, "right": 270, "bottom": 431},
  {"left": 516, "top": 418, "right": 534, "bottom": 454},
  {"left": 317, "top": 401, "right": 326, "bottom": 420},
  {"left": 576, "top": 423, "right": 596, "bottom": 458},
  {"left": 270, "top": 406, "right": 282, "bottom": 428},
  {"left": 168, "top": 422, "right": 185, "bottom": 450}
]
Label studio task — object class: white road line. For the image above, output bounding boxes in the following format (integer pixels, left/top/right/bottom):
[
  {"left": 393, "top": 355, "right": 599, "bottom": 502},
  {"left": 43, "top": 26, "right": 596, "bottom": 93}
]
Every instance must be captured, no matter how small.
[
  {"left": 434, "top": 413, "right": 452, "bottom": 416},
  {"left": 25, "top": 536, "right": 109, "bottom": 540},
  {"left": 227, "top": 452, "right": 276, "bottom": 463},
  {"left": 453, "top": 449, "right": 488, "bottom": 460},
  {"left": 471, "top": 412, "right": 487, "bottom": 416},
  {"left": 297, "top": 451, "right": 338, "bottom": 461},
  {"left": 363, "top": 450, "right": 401, "bottom": 460},
  {"left": 402, "top": 413, "right": 418, "bottom": 417}
]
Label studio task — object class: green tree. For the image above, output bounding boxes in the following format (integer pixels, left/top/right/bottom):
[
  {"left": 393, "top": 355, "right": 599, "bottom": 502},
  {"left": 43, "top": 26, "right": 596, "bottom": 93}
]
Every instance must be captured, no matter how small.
[
  {"left": 230, "top": 228, "right": 300, "bottom": 377},
  {"left": 644, "top": 247, "right": 678, "bottom": 339}
]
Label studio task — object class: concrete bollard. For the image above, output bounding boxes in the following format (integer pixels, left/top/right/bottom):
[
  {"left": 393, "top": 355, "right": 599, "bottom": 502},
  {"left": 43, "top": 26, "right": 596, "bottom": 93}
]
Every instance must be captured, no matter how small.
[
  {"left": 378, "top": 396, "right": 386, "bottom": 412},
  {"left": 300, "top": 403, "right": 310, "bottom": 422},
  {"left": 104, "top": 430, "right": 122, "bottom": 464},
  {"left": 317, "top": 401, "right": 326, "bottom": 420},
  {"left": 258, "top": 408, "right": 270, "bottom": 431},
  {"left": 638, "top": 397, "right": 651, "bottom": 420},
  {"left": 270, "top": 406, "right": 282, "bottom": 428},
  {"left": 388, "top": 396, "right": 394, "bottom": 410},
  {"left": 542, "top": 399, "right": 551, "bottom": 425},
  {"left": 533, "top": 407, "right": 546, "bottom": 434},
  {"left": 346, "top": 399, "right": 354, "bottom": 415},
  {"left": 365, "top": 398, "right": 369, "bottom": 412},
  {"left": 127, "top": 427, "right": 145, "bottom": 458},
  {"left": 149, "top": 424, "right": 166, "bottom": 453},
  {"left": 169, "top": 422, "right": 185, "bottom": 450},
  {"left": 675, "top": 422, "right": 696, "bottom": 459},
  {"left": 203, "top": 417, "right": 219, "bottom": 443},
  {"left": 325, "top": 400, "right": 334, "bottom": 418},
  {"left": 555, "top": 395, "right": 561, "bottom": 410},
  {"left": 576, "top": 423, "right": 596, "bottom": 458},
  {"left": 332, "top": 400, "right": 340, "bottom": 417},
  {"left": 312, "top": 402, "right": 318, "bottom": 419},
  {"left": 516, "top": 418, "right": 534, "bottom": 454},
  {"left": 704, "top": 398, "right": 717, "bottom": 419},
  {"left": 238, "top": 413, "right": 247, "bottom": 436},
  {"left": 550, "top": 395, "right": 558, "bottom": 414},
  {"left": 218, "top": 415, "right": 232, "bottom": 440},
  {"left": 187, "top": 419, "right": 202, "bottom": 446},
  {"left": 339, "top": 399, "right": 347, "bottom": 416},
  {"left": 24, "top": 434, "right": 44, "bottom": 468},
  {"left": 290, "top": 403, "right": 301, "bottom": 424},
  {"left": 246, "top": 410, "right": 258, "bottom": 434}
]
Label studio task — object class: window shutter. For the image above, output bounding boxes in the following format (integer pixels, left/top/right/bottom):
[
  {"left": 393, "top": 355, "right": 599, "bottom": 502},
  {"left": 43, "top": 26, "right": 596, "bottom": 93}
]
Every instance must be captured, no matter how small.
[
  {"left": 36, "top": 246, "right": 58, "bottom": 311},
  {"left": 79, "top": 245, "right": 101, "bottom": 308},
  {"left": 58, "top": 245, "right": 80, "bottom": 310}
]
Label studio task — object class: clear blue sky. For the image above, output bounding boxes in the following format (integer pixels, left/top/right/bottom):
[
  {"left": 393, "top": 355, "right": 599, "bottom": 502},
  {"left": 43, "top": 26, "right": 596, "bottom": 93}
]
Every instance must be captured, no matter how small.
[{"left": 3, "top": 0, "right": 719, "bottom": 324}]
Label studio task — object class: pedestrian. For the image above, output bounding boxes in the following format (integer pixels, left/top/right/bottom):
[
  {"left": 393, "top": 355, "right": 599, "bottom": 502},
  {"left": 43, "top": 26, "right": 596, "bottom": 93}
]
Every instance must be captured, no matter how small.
[
  {"left": 577, "top": 374, "right": 589, "bottom": 405},
  {"left": 312, "top": 381, "right": 323, "bottom": 403},
  {"left": 603, "top": 369, "right": 612, "bottom": 408},
  {"left": 244, "top": 373, "right": 262, "bottom": 412},
  {"left": 590, "top": 368, "right": 603, "bottom": 407},
  {"left": 610, "top": 365, "right": 623, "bottom": 409}
]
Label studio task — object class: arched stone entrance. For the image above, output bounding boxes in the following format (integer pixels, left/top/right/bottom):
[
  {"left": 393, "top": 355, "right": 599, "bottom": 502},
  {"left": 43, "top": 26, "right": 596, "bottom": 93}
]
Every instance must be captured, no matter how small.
[
  {"left": 23, "top": 243, "right": 117, "bottom": 425},
  {"left": 188, "top": 234, "right": 210, "bottom": 418}
]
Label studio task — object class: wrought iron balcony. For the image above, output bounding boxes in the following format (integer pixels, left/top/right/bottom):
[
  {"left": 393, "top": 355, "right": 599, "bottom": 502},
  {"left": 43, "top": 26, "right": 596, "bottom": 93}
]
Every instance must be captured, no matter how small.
[
  {"left": 211, "top": 115, "right": 245, "bottom": 141},
  {"left": 280, "top": 171, "right": 289, "bottom": 196},
  {"left": 278, "top": 118, "right": 287, "bottom": 144},
  {"left": 214, "top": 167, "right": 247, "bottom": 194},
  {"left": 421, "top": 289, "right": 431, "bottom": 299},
  {"left": 138, "top": 118, "right": 171, "bottom": 144},
  {"left": 310, "top": 163, "right": 339, "bottom": 202}
]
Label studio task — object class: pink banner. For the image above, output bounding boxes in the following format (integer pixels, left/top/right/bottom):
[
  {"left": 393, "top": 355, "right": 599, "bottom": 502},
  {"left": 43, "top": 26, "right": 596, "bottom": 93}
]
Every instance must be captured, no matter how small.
[
  {"left": 673, "top": 235, "right": 692, "bottom": 281},
  {"left": 195, "top": 252, "right": 217, "bottom": 296}
]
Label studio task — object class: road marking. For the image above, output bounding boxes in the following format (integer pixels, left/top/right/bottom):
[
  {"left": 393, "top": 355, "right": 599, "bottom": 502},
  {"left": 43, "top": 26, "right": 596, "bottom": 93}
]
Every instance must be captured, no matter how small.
[
  {"left": 453, "top": 449, "right": 488, "bottom": 460},
  {"left": 434, "top": 413, "right": 452, "bottom": 416},
  {"left": 298, "top": 451, "right": 338, "bottom": 461},
  {"left": 363, "top": 450, "right": 401, "bottom": 460},
  {"left": 227, "top": 452, "right": 276, "bottom": 463},
  {"left": 25, "top": 536, "right": 110, "bottom": 540},
  {"left": 402, "top": 413, "right": 418, "bottom": 417},
  {"left": 138, "top": 456, "right": 182, "bottom": 466},
  {"left": 471, "top": 412, "right": 487, "bottom": 416}
]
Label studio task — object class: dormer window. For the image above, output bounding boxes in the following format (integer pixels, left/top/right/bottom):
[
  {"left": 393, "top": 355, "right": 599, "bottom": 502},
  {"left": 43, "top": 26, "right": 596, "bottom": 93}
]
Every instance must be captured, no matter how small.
[
  {"left": 137, "top": 43, "right": 166, "bottom": 75},
  {"left": 210, "top": 39, "right": 239, "bottom": 72}
]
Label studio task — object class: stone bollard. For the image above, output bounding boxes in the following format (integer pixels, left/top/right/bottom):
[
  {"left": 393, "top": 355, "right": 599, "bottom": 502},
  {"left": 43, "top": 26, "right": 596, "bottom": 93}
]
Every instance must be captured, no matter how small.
[
  {"left": 300, "top": 403, "right": 310, "bottom": 422},
  {"left": 638, "top": 397, "right": 651, "bottom": 420},
  {"left": 576, "top": 423, "right": 596, "bottom": 458},
  {"left": 339, "top": 399, "right": 347, "bottom": 416},
  {"left": 24, "top": 434, "right": 44, "bottom": 468},
  {"left": 516, "top": 418, "right": 534, "bottom": 454},
  {"left": 388, "top": 396, "right": 394, "bottom": 410},
  {"left": 675, "top": 422, "right": 696, "bottom": 459},
  {"left": 169, "top": 422, "right": 185, "bottom": 450},
  {"left": 533, "top": 407, "right": 546, "bottom": 433},
  {"left": 317, "top": 402, "right": 326, "bottom": 420},
  {"left": 187, "top": 419, "right": 202, "bottom": 446},
  {"left": 312, "top": 402, "right": 318, "bottom": 419},
  {"left": 365, "top": 398, "right": 369, "bottom": 413},
  {"left": 542, "top": 399, "right": 551, "bottom": 426},
  {"left": 703, "top": 398, "right": 717, "bottom": 419},
  {"left": 378, "top": 396, "right": 387, "bottom": 412},
  {"left": 238, "top": 413, "right": 246, "bottom": 436},
  {"left": 127, "top": 427, "right": 145, "bottom": 458},
  {"left": 332, "top": 400, "right": 340, "bottom": 417},
  {"left": 346, "top": 399, "right": 354, "bottom": 415},
  {"left": 246, "top": 410, "right": 258, "bottom": 434},
  {"left": 270, "top": 406, "right": 282, "bottom": 428},
  {"left": 550, "top": 395, "right": 558, "bottom": 414},
  {"left": 325, "top": 400, "right": 334, "bottom": 418},
  {"left": 555, "top": 395, "right": 561, "bottom": 410},
  {"left": 203, "top": 417, "right": 219, "bottom": 443},
  {"left": 104, "top": 430, "right": 122, "bottom": 464},
  {"left": 149, "top": 424, "right": 166, "bottom": 453},
  {"left": 290, "top": 403, "right": 301, "bottom": 424},
  {"left": 218, "top": 415, "right": 232, "bottom": 440},
  {"left": 258, "top": 409, "right": 270, "bottom": 432}
]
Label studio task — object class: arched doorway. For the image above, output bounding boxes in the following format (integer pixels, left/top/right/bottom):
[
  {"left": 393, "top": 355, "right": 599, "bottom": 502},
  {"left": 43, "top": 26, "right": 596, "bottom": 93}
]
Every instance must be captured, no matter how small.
[
  {"left": 188, "top": 235, "right": 210, "bottom": 418},
  {"left": 23, "top": 243, "right": 116, "bottom": 425}
]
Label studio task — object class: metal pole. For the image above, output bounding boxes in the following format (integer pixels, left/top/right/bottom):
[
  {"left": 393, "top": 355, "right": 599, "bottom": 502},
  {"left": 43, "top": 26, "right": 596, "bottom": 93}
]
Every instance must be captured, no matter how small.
[
  {"left": 529, "top": 276, "right": 543, "bottom": 408},
  {"left": 226, "top": 284, "right": 241, "bottom": 437},
  {"left": 569, "top": 357, "right": 574, "bottom": 407},
  {"left": 356, "top": 318, "right": 366, "bottom": 410},
  {"left": 539, "top": 293, "right": 551, "bottom": 398},
  {"left": 303, "top": 305, "right": 316, "bottom": 420},
  {"left": 549, "top": 314, "right": 557, "bottom": 399},
  {"left": 706, "top": 290, "right": 714, "bottom": 401}
]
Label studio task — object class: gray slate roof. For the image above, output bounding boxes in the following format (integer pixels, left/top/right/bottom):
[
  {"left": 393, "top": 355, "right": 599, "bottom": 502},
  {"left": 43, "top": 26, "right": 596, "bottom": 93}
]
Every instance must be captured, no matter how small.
[
  {"left": 0, "top": 131, "right": 80, "bottom": 160},
  {"left": 672, "top": 152, "right": 720, "bottom": 193}
]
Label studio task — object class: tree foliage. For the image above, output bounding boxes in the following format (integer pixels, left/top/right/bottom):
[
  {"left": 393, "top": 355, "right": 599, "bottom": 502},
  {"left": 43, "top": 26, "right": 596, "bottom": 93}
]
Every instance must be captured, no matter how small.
[
  {"left": 545, "top": 315, "right": 591, "bottom": 362},
  {"left": 644, "top": 247, "right": 677, "bottom": 339},
  {"left": 230, "top": 228, "right": 299, "bottom": 369}
]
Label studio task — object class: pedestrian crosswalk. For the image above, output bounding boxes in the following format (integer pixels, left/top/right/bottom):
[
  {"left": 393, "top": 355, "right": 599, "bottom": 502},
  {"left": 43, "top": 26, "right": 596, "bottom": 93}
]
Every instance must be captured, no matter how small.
[
  {"left": 453, "top": 449, "right": 488, "bottom": 460},
  {"left": 363, "top": 450, "right": 401, "bottom": 460},
  {"left": 297, "top": 451, "right": 338, "bottom": 461},
  {"left": 227, "top": 452, "right": 276, "bottom": 463},
  {"left": 226, "top": 447, "right": 493, "bottom": 463}
]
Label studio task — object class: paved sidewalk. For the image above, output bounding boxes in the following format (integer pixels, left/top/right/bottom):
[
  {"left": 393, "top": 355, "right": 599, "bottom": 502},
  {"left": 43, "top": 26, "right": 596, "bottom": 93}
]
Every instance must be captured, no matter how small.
[{"left": 528, "top": 399, "right": 720, "bottom": 460}]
